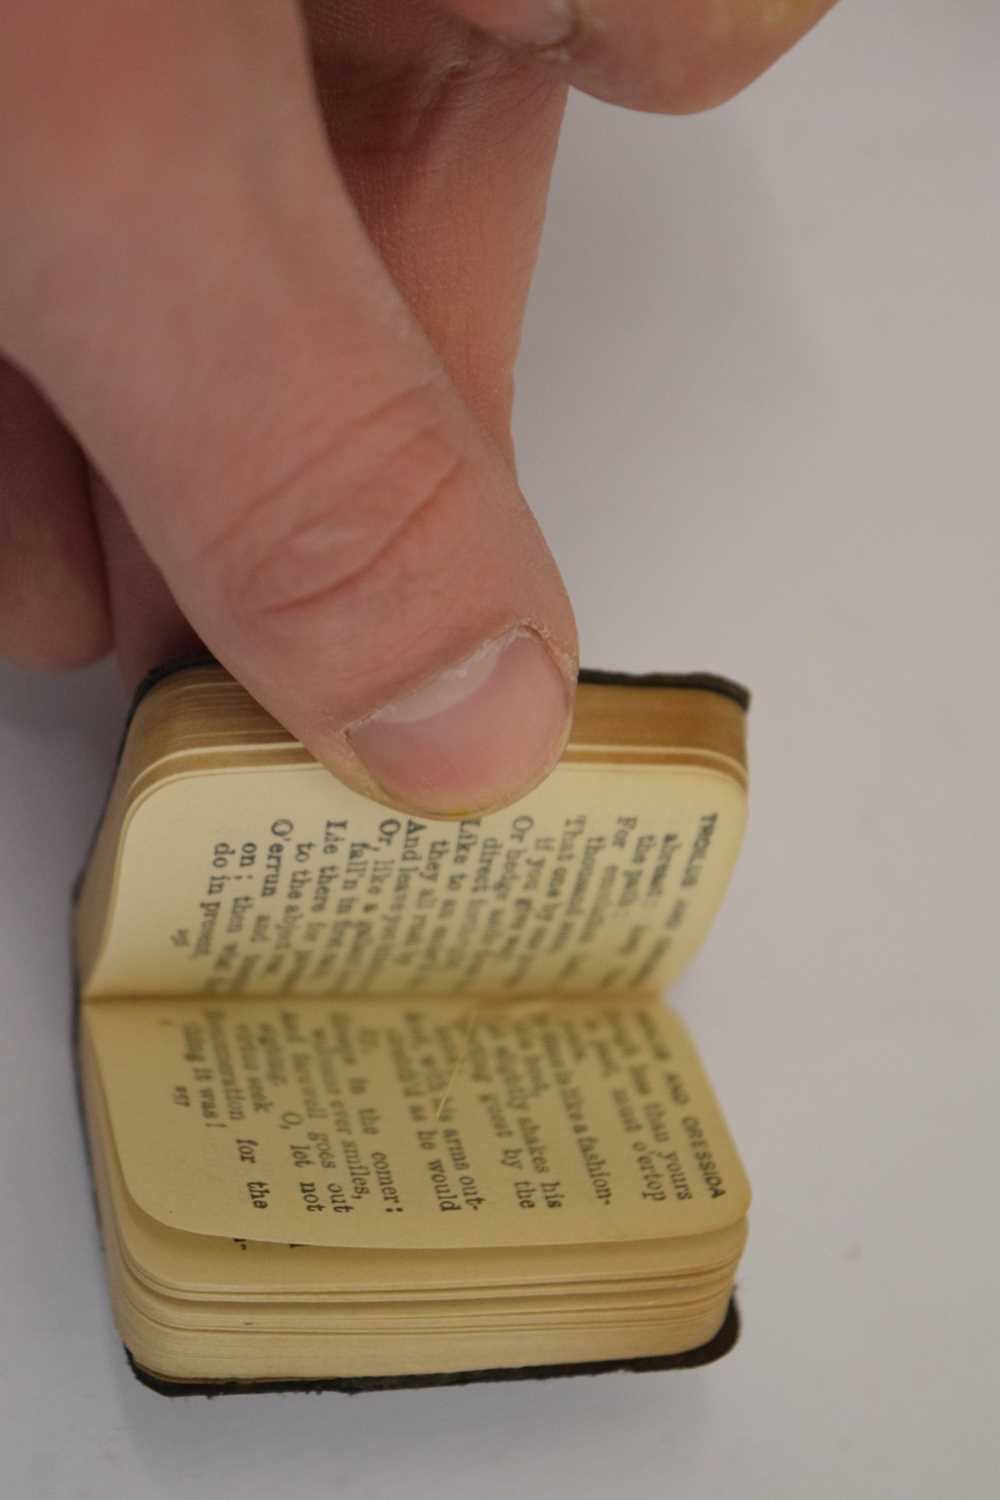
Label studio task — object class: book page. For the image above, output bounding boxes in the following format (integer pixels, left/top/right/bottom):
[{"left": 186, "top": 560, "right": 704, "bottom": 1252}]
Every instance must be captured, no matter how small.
[
  {"left": 81, "top": 761, "right": 745, "bottom": 1000},
  {"left": 85, "top": 994, "right": 749, "bottom": 1252}
]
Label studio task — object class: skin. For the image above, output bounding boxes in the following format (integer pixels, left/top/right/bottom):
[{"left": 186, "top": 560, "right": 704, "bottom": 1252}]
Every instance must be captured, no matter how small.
[{"left": 0, "top": 0, "right": 838, "bottom": 813}]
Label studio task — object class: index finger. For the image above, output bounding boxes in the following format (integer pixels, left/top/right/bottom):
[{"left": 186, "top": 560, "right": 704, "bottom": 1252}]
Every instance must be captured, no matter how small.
[{"left": 441, "top": 0, "right": 839, "bottom": 113}]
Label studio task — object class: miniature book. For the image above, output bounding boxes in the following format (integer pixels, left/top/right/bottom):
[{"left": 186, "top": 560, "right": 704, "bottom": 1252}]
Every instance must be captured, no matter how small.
[{"left": 75, "top": 662, "right": 750, "bottom": 1392}]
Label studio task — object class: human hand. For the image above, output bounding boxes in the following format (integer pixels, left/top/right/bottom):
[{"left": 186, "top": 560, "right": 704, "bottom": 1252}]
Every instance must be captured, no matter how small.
[{"left": 0, "top": 1, "right": 836, "bottom": 814}]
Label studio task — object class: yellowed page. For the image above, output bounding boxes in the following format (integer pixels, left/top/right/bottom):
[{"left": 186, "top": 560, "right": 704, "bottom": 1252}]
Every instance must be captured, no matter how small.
[
  {"left": 85, "top": 994, "right": 749, "bottom": 1252},
  {"left": 81, "top": 1028, "right": 745, "bottom": 1302},
  {"left": 80, "top": 759, "right": 746, "bottom": 1001}
]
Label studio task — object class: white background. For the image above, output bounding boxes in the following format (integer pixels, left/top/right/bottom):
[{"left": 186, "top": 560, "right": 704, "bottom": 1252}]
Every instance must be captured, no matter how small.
[{"left": 2, "top": 3, "right": 998, "bottom": 1495}]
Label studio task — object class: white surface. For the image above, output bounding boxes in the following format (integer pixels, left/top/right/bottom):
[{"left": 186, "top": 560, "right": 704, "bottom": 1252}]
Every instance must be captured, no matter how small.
[{"left": 2, "top": 3, "right": 998, "bottom": 1495}]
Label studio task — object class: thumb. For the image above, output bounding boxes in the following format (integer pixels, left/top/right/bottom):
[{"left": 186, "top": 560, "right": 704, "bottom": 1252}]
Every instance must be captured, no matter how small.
[{"left": 0, "top": 1, "right": 576, "bottom": 817}]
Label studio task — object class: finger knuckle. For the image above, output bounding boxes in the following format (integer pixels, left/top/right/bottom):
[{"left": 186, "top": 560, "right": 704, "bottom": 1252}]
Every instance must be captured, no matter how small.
[{"left": 207, "top": 383, "right": 475, "bottom": 637}]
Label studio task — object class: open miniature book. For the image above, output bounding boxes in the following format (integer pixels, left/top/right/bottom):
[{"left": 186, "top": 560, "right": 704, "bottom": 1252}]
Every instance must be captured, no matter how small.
[{"left": 75, "top": 663, "right": 750, "bottom": 1391}]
